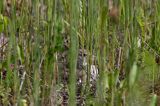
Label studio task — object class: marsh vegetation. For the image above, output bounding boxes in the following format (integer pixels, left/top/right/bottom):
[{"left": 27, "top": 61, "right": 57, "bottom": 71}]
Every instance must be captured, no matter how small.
[{"left": 0, "top": 0, "right": 160, "bottom": 106}]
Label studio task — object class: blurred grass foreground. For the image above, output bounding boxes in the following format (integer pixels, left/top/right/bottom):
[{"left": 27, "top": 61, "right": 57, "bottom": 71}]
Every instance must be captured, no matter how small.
[{"left": 0, "top": 0, "right": 160, "bottom": 106}]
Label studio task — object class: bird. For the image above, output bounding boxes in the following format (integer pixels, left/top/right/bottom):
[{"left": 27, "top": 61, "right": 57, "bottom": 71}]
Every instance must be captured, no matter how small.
[{"left": 109, "top": 6, "right": 119, "bottom": 23}]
